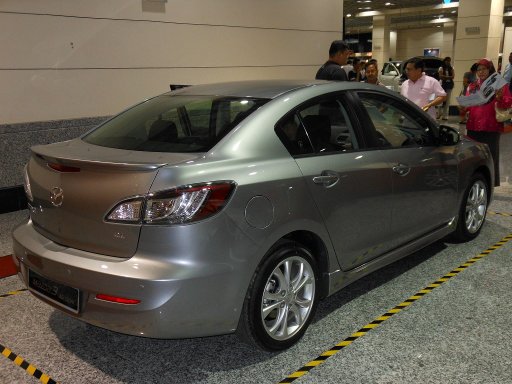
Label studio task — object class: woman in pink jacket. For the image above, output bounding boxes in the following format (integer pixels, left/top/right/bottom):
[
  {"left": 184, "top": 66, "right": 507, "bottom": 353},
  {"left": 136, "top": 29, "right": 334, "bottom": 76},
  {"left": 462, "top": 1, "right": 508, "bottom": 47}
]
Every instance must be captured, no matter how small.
[{"left": 465, "top": 58, "right": 512, "bottom": 186}]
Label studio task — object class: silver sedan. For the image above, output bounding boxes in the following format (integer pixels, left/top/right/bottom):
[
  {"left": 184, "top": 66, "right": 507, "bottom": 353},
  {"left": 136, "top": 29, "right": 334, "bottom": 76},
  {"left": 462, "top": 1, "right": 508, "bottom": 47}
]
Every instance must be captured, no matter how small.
[{"left": 12, "top": 80, "right": 493, "bottom": 350}]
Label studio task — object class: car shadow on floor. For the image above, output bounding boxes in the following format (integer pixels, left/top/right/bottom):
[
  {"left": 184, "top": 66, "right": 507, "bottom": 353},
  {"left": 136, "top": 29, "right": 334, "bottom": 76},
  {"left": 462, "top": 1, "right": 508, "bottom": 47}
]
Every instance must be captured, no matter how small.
[
  {"left": 312, "top": 240, "right": 448, "bottom": 321},
  {"left": 47, "top": 221, "right": 510, "bottom": 383}
]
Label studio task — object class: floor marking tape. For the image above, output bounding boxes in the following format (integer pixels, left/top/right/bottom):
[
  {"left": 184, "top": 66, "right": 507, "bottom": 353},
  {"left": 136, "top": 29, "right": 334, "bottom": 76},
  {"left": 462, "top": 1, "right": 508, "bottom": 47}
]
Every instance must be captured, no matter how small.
[
  {"left": 0, "top": 289, "right": 28, "bottom": 299},
  {"left": 488, "top": 211, "right": 512, "bottom": 217},
  {"left": 278, "top": 233, "right": 512, "bottom": 383},
  {"left": 0, "top": 343, "right": 58, "bottom": 384}
]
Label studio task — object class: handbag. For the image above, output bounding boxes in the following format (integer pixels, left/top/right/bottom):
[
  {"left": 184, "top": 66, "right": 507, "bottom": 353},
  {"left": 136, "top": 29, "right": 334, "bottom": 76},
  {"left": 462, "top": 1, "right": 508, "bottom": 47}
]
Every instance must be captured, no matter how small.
[
  {"left": 495, "top": 104, "right": 512, "bottom": 123},
  {"left": 442, "top": 79, "right": 454, "bottom": 90}
]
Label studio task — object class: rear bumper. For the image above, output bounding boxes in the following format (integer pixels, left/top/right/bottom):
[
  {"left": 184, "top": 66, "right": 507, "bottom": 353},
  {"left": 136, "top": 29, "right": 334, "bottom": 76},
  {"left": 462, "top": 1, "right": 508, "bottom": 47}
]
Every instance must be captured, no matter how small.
[{"left": 12, "top": 219, "right": 251, "bottom": 339}]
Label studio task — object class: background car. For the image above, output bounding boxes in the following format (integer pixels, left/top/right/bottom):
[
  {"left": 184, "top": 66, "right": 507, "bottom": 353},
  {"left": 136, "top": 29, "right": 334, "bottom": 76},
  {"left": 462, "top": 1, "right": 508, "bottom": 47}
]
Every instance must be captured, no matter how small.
[
  {"left": 379, "top": 60, "right": 404, "bottom": 91},
  {"left": 13, "top": 80, "right": 493, "bottom": 351},
  {"left": 379, "top": 56, "right": 444, "bottom": 91}
]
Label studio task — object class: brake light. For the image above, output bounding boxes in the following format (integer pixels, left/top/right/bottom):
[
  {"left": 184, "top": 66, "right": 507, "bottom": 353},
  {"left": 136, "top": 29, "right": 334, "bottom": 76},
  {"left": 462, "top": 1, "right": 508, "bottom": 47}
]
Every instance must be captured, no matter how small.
[
  {"left": 47, "top": 163, "right": 81, "bottom": 172},
  {"left": 95, "top": 294, "right": 140, "bottom": 305},
  {"left": 105, "top": 181, "right": 236, "bottom": 224}
]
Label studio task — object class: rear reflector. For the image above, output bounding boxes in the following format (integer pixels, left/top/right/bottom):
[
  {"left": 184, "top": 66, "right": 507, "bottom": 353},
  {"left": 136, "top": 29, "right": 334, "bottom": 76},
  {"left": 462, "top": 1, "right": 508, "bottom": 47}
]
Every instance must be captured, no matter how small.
[
  {"left": 48, "top": 163, "right": 81, "bottom": 172},
  {"left": 95, "top": 294, "right": 140, "bottom": 305}
]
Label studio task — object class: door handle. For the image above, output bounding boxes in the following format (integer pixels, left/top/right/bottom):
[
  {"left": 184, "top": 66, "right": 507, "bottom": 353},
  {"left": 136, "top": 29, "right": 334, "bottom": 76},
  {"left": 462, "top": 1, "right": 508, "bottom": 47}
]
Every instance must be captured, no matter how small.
[
  {"left": 313, "top": 171, "right": 339, "bottom": 187},
  {"left": 392, "top": 163, "right": 411, "bottom": 176}
]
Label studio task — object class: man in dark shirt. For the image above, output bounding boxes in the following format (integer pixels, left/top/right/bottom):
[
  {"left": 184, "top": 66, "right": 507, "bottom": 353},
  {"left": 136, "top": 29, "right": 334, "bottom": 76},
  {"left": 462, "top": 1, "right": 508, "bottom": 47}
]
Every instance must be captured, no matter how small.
[
  {"left": 315, "top": 40, "right": 351, "bottom": 81},
  {"left": 348, "top": 58, "right": 365, "bottom": 81}
]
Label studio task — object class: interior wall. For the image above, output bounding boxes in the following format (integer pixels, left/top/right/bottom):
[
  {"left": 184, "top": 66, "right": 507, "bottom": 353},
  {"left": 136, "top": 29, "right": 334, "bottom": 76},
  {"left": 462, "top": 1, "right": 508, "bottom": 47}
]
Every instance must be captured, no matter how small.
[
  {"left": 0, "top": 0, "right": 343, "bottom": 124},
  {"left": 395, "top": 28, "right": 444, "bottom": 60}
]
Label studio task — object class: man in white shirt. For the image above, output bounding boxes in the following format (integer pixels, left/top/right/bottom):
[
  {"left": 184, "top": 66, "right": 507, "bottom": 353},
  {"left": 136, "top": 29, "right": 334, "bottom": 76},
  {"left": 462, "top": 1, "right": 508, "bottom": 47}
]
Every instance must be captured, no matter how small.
[{"left": 400, "top": 57, "right": 446, "bottom": 119}]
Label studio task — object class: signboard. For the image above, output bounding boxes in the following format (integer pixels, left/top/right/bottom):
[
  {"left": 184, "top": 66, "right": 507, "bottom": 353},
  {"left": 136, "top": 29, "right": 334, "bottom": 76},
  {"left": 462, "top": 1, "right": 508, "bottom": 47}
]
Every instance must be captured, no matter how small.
[{"left": 424, "top": 48, "right": 440, "bottom": 57}]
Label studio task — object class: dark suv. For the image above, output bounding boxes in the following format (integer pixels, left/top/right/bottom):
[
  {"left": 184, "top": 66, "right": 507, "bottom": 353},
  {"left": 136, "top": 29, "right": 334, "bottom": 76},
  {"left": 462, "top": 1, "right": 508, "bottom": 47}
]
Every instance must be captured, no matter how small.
[{"left": 411, "top": 56, "right": 444, "bottom": 79}]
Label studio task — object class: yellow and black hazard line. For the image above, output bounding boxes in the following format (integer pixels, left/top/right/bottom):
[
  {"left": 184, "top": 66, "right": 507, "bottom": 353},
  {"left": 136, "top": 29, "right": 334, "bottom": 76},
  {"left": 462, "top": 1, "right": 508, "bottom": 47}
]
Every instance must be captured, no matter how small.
[
  {"left": 0, "top": 288, "right": 27, "bottom": 299},
  {"left": 488, "top": 211, "right": 512, "bottom": 217},
  {"left": 278, "top": 233, "right": 512, "bottom": 383},
  {"left": 0, "top": 344, "right": 58, "bottom": 384}
]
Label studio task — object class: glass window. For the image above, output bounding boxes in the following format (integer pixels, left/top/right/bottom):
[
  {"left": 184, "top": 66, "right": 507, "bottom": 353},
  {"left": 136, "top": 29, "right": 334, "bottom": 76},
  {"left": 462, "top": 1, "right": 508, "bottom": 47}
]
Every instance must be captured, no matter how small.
[
  {"left": 299, "top": 99, "right": 358, "bottom": 153},
  {"left": 357, "top": 92, "right": 435, "bottom": 148},
  {"left": 275, "top": 113, "right": 314, "bottom": 156},
  {"left": 83, "top": 95, "right": 268, "bottom": 152},
  {"left": 275, "top": 97, "right": 357, "bottom": 156},
  {"left": 383, "top": 63, "right": 395, "bottom": 75}
]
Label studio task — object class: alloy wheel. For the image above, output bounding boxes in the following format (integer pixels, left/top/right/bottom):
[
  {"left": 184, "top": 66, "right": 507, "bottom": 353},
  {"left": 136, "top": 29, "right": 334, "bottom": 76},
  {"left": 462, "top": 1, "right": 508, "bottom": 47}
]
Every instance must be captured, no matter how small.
[
  {"left": 260, "top": 256, "right": 315, "bottom": 340},
  {"left": 465, "top": 180, "right": 487, "bottom": 234}
]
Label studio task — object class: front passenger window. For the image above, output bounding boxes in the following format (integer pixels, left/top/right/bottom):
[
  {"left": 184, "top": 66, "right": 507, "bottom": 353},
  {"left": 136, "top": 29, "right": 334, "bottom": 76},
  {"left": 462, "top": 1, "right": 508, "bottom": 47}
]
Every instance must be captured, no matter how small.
[{"left": 357, "top": 92, "right": 435, "bottom": 148}]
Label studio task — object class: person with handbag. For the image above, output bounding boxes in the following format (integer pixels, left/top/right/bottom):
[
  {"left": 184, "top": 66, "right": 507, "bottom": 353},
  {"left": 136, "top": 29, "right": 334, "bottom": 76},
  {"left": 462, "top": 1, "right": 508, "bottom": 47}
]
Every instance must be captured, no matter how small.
[
  {"left": 463, "top": 58, "right": 512, "bottom": 186},
  {"left": 438, "top": 57, "right": 455, "bottom": 120}
]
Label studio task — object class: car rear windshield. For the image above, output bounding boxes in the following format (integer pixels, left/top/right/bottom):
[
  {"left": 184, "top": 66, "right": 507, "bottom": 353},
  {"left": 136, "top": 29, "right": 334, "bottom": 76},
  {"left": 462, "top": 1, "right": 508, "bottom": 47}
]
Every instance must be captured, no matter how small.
[{"left": 83, "top": 94, "right": 269, "bottom": 152}]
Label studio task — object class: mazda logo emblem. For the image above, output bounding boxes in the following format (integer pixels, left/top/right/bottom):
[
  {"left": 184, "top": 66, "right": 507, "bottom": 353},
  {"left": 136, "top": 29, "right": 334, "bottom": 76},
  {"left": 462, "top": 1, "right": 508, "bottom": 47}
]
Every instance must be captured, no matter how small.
[{"left": 50, "top": 187, "right": 64, "bottom": 207}]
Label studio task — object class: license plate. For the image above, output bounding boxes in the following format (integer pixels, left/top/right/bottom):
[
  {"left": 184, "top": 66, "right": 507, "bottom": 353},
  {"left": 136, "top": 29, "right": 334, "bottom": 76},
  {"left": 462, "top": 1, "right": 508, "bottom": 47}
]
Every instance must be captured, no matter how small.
[{"left": 28, "top": 269, "right": 80, "bottom": 313}]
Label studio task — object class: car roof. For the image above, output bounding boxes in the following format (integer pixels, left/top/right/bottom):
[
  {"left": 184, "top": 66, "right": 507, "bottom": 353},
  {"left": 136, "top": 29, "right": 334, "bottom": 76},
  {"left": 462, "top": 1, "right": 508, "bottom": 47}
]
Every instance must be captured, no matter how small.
[
  {"left": 167, "top": 80, "right": 330, "bottom": 99},
  {"left": 166, "top": 79, "right": 401, "bottom": 100}
]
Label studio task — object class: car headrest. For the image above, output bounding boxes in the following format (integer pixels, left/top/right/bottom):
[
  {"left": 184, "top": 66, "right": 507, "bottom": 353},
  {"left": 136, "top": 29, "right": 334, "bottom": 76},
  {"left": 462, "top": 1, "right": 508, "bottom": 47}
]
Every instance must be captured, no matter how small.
[
  {"left": 303, "top": 115, "right": 331, "bottom": 142},
  {"left": 148, "top": 120, "right": 178, "bottom": 142}
]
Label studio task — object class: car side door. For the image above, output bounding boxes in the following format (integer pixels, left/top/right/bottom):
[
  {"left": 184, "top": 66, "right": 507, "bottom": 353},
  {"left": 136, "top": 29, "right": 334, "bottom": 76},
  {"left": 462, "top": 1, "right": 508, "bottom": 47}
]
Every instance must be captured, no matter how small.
[
  {"left": 353, "top": 91, "right": 459, "bottom": 248},
  {"left": 379, "top": 62, "right": 401, "bottom": 91},
  {"left": 275, "top": 93, "right": 395, "bottom": 271}
]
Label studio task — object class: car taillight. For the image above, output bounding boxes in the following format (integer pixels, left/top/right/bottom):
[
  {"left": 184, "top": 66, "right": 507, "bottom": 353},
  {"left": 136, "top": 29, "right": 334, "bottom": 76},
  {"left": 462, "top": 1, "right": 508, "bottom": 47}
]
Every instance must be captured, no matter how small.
[
  {"left": 106, "top": 181, "right": 235, "bottom": 225},
  {"left": 106, "top": 198, "right": 144, "bottom": 223}
]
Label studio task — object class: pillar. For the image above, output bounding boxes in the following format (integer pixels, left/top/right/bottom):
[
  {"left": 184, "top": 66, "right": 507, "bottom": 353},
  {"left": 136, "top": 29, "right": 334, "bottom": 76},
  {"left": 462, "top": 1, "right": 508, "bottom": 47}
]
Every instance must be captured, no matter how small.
[
  {"left": 442, "top": 22, "right": 455, "bottom": 59},
  {"left": 372, "top": 15, "right": 390, "bottom": 68},
  {"left": 453, "top": 0, "right": 504, "bottom": 91}
]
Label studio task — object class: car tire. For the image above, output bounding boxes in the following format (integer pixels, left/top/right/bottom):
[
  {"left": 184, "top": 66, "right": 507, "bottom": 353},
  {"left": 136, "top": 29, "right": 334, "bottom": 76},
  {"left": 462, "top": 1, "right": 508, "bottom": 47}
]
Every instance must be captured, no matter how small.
[
  {"left": 454, "top": 172, "right": 489, "bottom": 241},
  {"left": 237, "top": 240, "right": 318, "bottom": 351}
]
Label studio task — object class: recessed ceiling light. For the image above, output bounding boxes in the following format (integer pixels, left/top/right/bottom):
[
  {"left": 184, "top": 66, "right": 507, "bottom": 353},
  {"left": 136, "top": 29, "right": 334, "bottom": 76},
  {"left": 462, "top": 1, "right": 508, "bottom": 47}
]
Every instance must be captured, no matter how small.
[
  {"left": 385, "top": 2, "right": 394, "bottom": 5},
  {"left": 346, "top": 13, "right": 352, "bottom": 17}
]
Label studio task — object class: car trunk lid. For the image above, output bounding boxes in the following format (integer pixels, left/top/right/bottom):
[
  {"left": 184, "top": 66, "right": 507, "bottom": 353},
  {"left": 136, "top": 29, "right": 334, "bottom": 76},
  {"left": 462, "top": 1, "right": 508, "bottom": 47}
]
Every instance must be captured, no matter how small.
[{"left": 26, "top": 139, "right": 198, "bottom": 258}]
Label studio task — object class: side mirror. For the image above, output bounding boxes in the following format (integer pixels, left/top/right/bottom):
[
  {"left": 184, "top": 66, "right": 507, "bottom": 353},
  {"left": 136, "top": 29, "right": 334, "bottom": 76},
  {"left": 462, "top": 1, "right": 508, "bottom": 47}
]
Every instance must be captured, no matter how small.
[
  {"left": 388, "top": 70, "right": 398, "bottom": 76},
  {"left": 438, "top": 125, "right": 460, "bottom": 146}
]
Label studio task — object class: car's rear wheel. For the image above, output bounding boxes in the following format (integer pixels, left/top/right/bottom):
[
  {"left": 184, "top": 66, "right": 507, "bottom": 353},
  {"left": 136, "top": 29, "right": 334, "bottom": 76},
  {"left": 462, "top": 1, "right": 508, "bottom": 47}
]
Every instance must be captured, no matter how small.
[
  {"left": 237, "top": 241, "right": 318, "bottom": 350},
  {"left": 454, "top": 173, "right": 488, "bottom": 241}
]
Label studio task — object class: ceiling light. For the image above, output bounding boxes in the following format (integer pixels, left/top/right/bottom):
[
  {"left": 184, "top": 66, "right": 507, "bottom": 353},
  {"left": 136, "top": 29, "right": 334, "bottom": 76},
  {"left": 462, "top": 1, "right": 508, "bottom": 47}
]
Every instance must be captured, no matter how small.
[{"left": 346, "top": 13, "right": 352, "bottom": 17}]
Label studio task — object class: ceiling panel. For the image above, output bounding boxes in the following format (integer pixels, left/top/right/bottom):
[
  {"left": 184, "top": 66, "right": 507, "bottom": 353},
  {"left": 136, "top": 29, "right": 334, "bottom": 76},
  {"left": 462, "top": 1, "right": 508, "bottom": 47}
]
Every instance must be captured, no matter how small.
[{"left": 344, "top": 0, "right": 512, "bottom": 33}]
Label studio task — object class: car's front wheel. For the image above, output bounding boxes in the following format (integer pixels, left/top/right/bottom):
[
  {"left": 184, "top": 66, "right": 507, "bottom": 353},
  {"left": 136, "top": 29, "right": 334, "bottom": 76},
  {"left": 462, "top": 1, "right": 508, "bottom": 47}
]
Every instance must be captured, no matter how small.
[
  {"left": 454, "top": 172, "right": 488, "bottom": 241},
  {"left": 237, "top": 241, "right": 318, "bottom": 350}
]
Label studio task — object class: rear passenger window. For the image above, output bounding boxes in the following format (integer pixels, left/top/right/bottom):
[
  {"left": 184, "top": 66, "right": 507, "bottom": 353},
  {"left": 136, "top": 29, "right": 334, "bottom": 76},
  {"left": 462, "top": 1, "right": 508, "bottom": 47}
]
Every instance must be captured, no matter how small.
[
  {"left": 357, "top": 92, "right": 435, "bottom": 148},
  {"left": 276, "top": 97, "right": 358, "bottom": 156}
]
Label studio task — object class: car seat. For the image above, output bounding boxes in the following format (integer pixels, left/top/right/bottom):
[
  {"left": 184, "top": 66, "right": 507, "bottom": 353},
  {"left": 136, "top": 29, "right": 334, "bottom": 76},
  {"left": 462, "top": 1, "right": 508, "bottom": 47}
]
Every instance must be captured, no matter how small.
[{"left": 148, "top": 119, "right": 178, "bottom": 142}]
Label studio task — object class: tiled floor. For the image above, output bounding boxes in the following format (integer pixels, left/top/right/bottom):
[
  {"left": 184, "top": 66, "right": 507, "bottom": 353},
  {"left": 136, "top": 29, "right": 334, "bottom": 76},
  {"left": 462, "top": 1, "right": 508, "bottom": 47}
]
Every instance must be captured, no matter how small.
[{"left": 1, "top": 118, "right": 512, "bottom": 383}]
